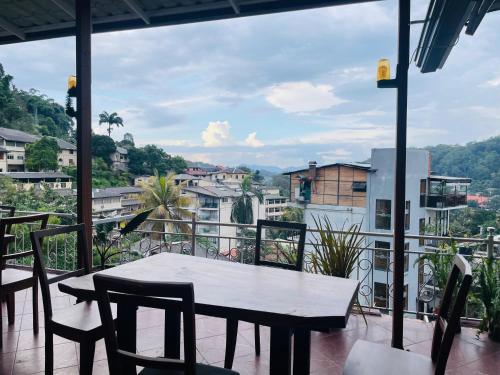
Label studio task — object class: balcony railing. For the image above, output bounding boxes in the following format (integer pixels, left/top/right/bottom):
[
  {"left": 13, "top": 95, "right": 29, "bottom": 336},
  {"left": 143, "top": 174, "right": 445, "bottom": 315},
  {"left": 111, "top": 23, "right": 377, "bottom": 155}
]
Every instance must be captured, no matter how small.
[
  {"left": 4, "top": 212, "right": 499, "bottom": 323},
  {"left": 421, "top": 193, "right": 468, "bottom": 208}
]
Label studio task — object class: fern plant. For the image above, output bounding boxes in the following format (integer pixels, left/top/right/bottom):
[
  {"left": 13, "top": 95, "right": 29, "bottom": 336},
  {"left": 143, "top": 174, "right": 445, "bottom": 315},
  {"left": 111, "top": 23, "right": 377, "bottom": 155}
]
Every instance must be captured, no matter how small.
[{"left": 477, "top": 258, "right": 500, "bottom": 341}]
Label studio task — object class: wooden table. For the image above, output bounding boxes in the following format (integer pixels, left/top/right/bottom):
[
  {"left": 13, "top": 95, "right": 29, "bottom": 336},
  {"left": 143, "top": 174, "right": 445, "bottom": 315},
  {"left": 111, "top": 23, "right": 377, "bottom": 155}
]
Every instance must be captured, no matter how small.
[{"left": 59, "top": 253, "right": 359, "bottom": 375}]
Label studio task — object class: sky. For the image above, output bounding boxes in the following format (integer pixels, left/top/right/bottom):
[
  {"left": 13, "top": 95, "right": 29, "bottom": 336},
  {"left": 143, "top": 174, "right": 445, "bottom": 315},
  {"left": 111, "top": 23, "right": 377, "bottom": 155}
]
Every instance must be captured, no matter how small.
[{"left": 0, "top": 0, "right": 499, "bottom": 169}]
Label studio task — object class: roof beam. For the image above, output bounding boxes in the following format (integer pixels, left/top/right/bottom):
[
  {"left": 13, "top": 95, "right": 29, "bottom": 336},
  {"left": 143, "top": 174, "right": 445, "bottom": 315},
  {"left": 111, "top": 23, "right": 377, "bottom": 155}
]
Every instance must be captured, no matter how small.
[
  {"left": 228, "top": 0, "right": 241, "bottom": 14},
  {"left": 49, "top": 0, "right": 75, "bottom": 19},
  {"left": 0, "top": 17, "right": 25, "bottom": 40},
  {"left": 122, "top": 0, "right": 151, "bottom": 24}
]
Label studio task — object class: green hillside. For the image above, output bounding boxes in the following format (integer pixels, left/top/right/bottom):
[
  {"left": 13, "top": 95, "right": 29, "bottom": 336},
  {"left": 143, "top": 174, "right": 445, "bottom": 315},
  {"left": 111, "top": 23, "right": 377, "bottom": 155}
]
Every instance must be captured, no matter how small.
[{"left": 427, "top": 136, "right": 500, "bottom": 193}]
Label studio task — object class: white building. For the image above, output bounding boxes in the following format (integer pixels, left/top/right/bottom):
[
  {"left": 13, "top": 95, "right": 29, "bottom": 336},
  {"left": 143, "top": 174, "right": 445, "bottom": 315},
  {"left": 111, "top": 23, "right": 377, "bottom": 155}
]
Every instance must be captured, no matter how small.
[
  {"left": 286, "top": 148, "right": 470, "bottom": 314},
  {"left": 208, "top": 168, "right": 249, "bottom": 186},
  {"left": 111, "top": 146, "right": 128, "bottom": 171},
  {"left": 0, "top": 171, "right": 73, "bottom": 191}
]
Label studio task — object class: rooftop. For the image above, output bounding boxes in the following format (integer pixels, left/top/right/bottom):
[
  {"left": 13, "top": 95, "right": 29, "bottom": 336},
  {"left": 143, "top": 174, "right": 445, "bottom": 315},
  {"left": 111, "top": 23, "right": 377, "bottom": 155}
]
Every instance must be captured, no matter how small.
[
  {"left": 2, "top": 287, "right": 499, "bottom": 374},
  {"left": 0, "top": 172, "right": 71, "bottom": 180},
  {"left": 0, "top": 127, "right": 76, "bottom": 150},
  {"left": 284, "top": 162, "right": 372, "bottom": 175},
  {"left": 184, "top": 185, "right": 246, "bottom": 198}
]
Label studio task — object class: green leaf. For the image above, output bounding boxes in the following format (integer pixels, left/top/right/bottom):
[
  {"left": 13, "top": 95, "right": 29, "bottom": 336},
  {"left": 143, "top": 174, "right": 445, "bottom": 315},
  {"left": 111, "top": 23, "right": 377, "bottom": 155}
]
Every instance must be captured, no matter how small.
[{"left": 120, "top": 208, "right": 154, "bottom": 236}]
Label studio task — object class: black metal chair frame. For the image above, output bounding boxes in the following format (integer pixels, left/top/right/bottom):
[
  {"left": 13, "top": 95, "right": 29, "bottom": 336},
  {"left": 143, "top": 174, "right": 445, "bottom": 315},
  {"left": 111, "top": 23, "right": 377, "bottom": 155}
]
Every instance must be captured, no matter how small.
[
  {"left": 0, "top": 213, "right": 49, "bottom": 348},
  {"left": 30, "top": 223, "right": 106, "bottom": 375},
  {"left": 224, "top": 219, "right": 307, "bottom": 369},
  {"left": 94, "top": 273, "right": 239, "bottom": 375}
]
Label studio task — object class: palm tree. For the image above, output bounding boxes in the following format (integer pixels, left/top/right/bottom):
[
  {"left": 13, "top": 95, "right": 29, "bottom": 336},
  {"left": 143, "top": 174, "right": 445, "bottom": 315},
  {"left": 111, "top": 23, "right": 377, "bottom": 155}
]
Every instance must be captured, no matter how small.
[
  {"left": 141, "top": 170, "right": 192, "bottom": 235},
  {"left": 98, "top": 111, "right": 124, "bottom": 137},
  {"left": 231, "top": 176, "right": 263, "bottom": 224}
]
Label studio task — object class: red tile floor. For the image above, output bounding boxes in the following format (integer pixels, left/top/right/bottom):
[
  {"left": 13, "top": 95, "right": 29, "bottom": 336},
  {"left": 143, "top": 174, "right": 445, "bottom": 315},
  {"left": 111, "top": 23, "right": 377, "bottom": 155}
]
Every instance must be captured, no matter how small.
[{"left": 2, "top": 285, "right": 500, "bottom": 374}]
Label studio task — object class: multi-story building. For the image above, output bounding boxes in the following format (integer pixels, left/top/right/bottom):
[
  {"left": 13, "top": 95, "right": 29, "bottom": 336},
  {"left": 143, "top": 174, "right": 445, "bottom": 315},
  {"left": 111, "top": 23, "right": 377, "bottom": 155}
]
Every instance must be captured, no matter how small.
[
  {"left": 90, "top": 186, "right": 143, "bottom": 217},
  {"left": 0, "top": 171, "right": 73, "bottom": 190},
  {"left": 111, "top": 146, "right": 128, "bottom": 171},
  {"left": 0, "top": 127, "right": 77, "bottom": 171},
  {"left": 208, "top": 168, "right": 249, "bottom": 186},
  {"left": 286, "top": 148, "right": 470, "bottom": 314},
  {"left": 263, "top": 190, "right": 288, "bottom": 220}
]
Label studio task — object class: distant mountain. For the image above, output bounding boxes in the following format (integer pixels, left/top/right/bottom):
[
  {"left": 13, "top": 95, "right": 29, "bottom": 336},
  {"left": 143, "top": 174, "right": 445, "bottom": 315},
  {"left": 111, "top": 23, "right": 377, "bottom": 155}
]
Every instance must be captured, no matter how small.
[{"left": 426, "top": 135, "right": 500, "bottom": 193}]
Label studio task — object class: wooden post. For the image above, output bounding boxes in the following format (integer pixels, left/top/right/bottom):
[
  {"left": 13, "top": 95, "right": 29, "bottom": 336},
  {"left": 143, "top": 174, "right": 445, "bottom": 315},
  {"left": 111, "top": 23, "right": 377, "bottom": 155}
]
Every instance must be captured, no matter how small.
[{"left": 76, "top": 0, "right": 93, "bottom": 268}]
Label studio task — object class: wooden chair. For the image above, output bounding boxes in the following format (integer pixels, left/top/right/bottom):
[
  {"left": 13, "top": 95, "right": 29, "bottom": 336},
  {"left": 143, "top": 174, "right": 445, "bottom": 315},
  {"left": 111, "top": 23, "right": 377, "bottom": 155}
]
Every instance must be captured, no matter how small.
[
  {"left": 0, "top": 205, "right": 16, "bottom": 325},
  {"left": 30, "top": 224, "right": 117, "bottom": 375},
  {"left": 0, "top": 213, "right": 49, "bottom": 348},
  {"left": 343, "top": 254, "right": 473, "bottom": 375},
  {"left": 224, "top": 219, "right": 307, "bottom": 369},
  {"left": 93, "top": 273, "right": 240, "bottom": 375}
]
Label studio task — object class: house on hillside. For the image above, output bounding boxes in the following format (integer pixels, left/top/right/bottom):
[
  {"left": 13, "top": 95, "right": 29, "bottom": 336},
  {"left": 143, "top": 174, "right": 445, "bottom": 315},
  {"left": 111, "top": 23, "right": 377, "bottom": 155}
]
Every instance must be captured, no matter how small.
[
  {"left": 0, "top": 171, "right": 72, "bottom": 191},
  {"left": 111, "top": 146, "right": 128, "bottom": 171}
]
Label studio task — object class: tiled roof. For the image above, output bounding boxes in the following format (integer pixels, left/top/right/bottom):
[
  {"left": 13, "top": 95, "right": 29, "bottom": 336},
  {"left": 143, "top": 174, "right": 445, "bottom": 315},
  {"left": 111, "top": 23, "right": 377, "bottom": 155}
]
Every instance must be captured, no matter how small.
[
  {"left": 0, "top": 172, "right": 71, "bottom": 179},
  {"left": 0, "top": 127, "right": 38, "bottom": 143}
]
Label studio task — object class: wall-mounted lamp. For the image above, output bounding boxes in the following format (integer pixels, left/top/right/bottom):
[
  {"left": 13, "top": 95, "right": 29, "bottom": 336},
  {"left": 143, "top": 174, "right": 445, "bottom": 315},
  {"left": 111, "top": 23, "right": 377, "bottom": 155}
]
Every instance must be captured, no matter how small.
[
  {"left": 65, "top": 75, "right": 77, "bottom": 118},
  {"left": 377, "top": 58, "right": 398, "bottom": 89}
]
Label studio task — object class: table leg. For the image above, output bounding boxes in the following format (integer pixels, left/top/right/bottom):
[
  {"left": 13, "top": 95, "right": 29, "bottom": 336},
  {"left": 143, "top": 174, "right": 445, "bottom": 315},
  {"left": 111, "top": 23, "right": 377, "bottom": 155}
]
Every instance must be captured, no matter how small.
[
  {"left": 293, "top": 328, "right": 311, "bottom": 375},
  {"left": 117, "top": 303, "right": 137, "bottom": 375},
  {"left": 270, "top": 326, "right": 292, "bottom": 375},
  {"left": 165, "top": 309, "right": 181, "bottom": 359}
]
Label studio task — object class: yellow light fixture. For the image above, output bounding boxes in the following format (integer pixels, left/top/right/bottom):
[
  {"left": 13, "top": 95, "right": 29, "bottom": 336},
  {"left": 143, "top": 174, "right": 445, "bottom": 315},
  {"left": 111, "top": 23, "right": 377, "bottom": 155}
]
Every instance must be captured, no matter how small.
[
  {"left": 377, "top": 59, "right": 391, "bottom": 81},
  {"left": 67, "top": 75, "right": 77, "bottom": 90}
]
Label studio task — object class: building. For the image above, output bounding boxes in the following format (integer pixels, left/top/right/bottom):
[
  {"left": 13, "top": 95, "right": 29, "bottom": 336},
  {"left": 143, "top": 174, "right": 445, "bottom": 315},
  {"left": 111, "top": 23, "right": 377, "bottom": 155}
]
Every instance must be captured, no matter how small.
[
  {"left": 286, "top": 148, "right": 470, "bottom": 314},
  {"left": 174, "top": 174, "right": 202, "bottom": 187},
  {"left": 0, "top": 171, "right": 73, "bottom": 191},
  {"left": 182, "top": 185, "right": 263, "bottom": 253},
  {"left": 184, "top": 167, "right": 208, "bottom": 177},
  {"left": 90, "top": 186, "right": 143, "bottom": 217},
  {"left": 0, "top": 127, "right": 77, "bottom": 171},
  {"left": 208, "top": 167, "right": 249, "bottom": 186},
  {"left": 111, "top": 146, "right": 128, "bottom": 171}
]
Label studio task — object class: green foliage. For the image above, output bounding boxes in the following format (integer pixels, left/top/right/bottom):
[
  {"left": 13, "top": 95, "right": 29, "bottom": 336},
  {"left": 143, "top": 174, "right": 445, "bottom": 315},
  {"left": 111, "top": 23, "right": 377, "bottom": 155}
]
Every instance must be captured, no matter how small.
[
  {"left": 252, "top": 170, "right": 264, "bottom": 183},
  {"left": 231, "top": 176, "right": 262, "bottom": 224},
  {"left": 416, "top": 241, "right": 458, "bottom": 292},
  {"left": 91, "top": 134, "right": 116, "bottom": 165},
  {"left": 0, "top": 63, "right": 72, "bottom": 138},
  {"left": 271, "top": 174, "right": 290, "bottom": 198},
  {"left": 309, "top": 216, "right": 366, "bottom": 278},
  {"left": 169, "top": 155, "right": 188, "bottom": 174},
  {"left": 427, "top": 136, "right": 500, "bottom": 193},
  {"left": 98, "top": 111, "right": 123, "bottom": 137},
  {"left": 91, "top": 158, "right": 129, "bottom": 188},
  {"left": 25, "top": 136, "right": 59, "bottom": 171},
  {"left": 477, "top": 258, "right": 500, "bottom": 341},
  {"left": 449, "top": 208, "right": 499, "bottom": 237},
  {"left": 281, "top": 206, "right": 304, "bottom": 223},
  {"left": 117, "top": 132, "right": 135, "bottom": 149}
]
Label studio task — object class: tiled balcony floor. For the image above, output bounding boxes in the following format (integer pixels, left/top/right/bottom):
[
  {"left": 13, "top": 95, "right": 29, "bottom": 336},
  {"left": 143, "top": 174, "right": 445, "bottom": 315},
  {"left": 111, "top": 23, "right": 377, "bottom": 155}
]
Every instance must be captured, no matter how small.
[{"left": 2, "top": 286, "right": 500, "bottom": 375}]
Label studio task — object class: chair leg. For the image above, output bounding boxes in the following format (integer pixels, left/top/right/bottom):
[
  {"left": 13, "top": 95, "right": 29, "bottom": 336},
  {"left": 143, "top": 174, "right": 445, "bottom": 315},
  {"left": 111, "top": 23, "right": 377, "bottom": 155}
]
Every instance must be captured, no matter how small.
[
  {"left": 224, "top": 318, "right": 239, "bottom": 369},
  {"left": 45, "top": 331, "right": 54, "bottom": 375},
  {"left": 79, "top": 339, "right": 96, "bottom": 375},
  {"left": 254, "top": 323, "right": 261, "bottom": 356},
  {"left": 7, "top": 293, "right": 15, "bottom": 324},
  {"left": 32, "top": 279, "right": 39, "bottom": 334}
]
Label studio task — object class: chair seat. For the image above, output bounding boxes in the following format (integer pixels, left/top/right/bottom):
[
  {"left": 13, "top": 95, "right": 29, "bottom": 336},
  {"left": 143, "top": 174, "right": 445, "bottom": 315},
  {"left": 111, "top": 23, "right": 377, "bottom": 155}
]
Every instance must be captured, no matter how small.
[
  {"left": 51, "top": 301, "right": 116, "bottom": 341},
  {"left": 139, "top": 363, "right": 239, "bottom": 375},
  {"left": 343, "top": 340, "right": 434, "bottom": 375},
  {"left": 1, "top": 268, "right": 34, "bottom": 292}
]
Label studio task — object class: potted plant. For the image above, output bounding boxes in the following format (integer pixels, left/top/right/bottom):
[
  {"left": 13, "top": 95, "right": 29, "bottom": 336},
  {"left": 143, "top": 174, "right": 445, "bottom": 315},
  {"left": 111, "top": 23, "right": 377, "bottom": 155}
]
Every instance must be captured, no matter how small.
[
  {"left": 309, "top": 215, "right": 367, "bottom": 323},
  {"left": 477, "top": 258, "right": 500, "bottom": 341}
]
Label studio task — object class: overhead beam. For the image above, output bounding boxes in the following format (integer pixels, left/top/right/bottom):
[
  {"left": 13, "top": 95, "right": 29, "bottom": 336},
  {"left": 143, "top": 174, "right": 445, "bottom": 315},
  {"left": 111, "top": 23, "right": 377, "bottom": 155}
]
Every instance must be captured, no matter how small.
[
  {"left": 228, "top": 0, "right": 241, "bottom": 14},
  {"left": 122, "top": 0, "right": 151, "bottom": 24},
  {"left": 49, "top": 0, "right": 75, "bottom": 19},
  {"left": 0, "top": 16, "right": 25, "bottom": 40}
]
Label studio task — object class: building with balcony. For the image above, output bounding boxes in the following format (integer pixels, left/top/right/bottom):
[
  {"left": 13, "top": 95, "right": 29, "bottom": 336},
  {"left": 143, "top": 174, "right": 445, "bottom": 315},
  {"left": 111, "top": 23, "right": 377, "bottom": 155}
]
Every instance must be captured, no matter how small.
[
  {"left": 0, "top": 171, "right": 73, "bottom": 191},
  {"left": 111, "top": 146, "right": 129, "bottom": 171},
  {"left": 0, "top": 127, "right": 77, "bottom": 171},
  {"left": 285, "top": 148, "right": 470, "bottom": 314},
  {"left": 208, "top": 167, "right": 249, "bottom": 186}
]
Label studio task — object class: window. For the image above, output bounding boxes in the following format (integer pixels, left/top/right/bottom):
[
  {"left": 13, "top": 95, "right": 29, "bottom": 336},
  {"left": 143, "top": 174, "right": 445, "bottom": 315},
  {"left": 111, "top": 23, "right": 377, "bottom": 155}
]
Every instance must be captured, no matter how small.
[
  {"left": 352, "top": 181, "right": 367, "bottom": 192},
  {"left": 374, "top": 282, "right": 388, "bottom": 308},
  {"left": 419, "top": 218, "right": 425, "bottom": 246},
  {"left": 6, "top": 141, "right": 15, "bottom": 147},
  {"left": 235, "top": 175, "right": 239, "bottom": 179},
  {"left": 0, "top": 153, "right": 3, "bottom": 159},
  {"left": 69, "top": 150, "right": 74, "bottom": 154},
  {"left": 405, "top": 201, "right": 410, "bottom": 230},
  {"left": 69, "top": 159, "right": 74, "bottom": 165},
  {"left": 404, "top": 242, "right": 409, "bottom": 272},
  {"left": 61, "top": 182, "right": 66, "bottom": 188},
  {"left": 222, "top": 198, "right": 228, "bottom": 203},
  {"left": 374, "top": 241, "right": 390, "bottom": 271},
  {"left": 420, "top": 179, "right": 427, "bottom": 207},
  {"left": 59, "top": 158, "right": 63, "bottom": 162},
  {"left": 7, "top": 155, "right": 14, "bottom": 160},
  {"left": 375, "top": 199, "right": 391, "bottom": 230},
  {"left": 17, "top": 155, "right": 24, "bottom": 160}
]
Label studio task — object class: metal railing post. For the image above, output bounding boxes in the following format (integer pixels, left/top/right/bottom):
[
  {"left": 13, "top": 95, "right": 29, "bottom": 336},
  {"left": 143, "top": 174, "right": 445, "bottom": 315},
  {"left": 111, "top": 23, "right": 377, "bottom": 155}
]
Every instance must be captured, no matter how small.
[
  {"left": 487, "top": 227, "right": 495, "bottom": 259},
  {"left": 191, "top": 212, "right": 196, "bottom": 256}
]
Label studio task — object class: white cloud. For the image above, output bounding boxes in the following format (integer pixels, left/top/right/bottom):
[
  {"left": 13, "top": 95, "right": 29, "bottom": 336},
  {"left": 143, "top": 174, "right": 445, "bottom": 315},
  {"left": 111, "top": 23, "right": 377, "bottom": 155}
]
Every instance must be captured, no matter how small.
[
  {"left": 485, "top": 74, "right": 500, "bottom": 87},
  {"left": 244, "top": 132, "right": 264, "bottom": 148},
  {"left": 266, "top": 81, "right": 345, "bottom": 113},
  {"left": 201, "top": 121, "right": 231, "bottom": 147},
  {"left": 317, "top": 149, "right": 353, "bottom": 163}
]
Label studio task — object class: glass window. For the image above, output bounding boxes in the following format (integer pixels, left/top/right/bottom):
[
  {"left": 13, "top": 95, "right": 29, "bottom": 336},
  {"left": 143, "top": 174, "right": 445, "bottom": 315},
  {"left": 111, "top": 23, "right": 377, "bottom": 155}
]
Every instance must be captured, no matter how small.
[
  {"left": 419, "top": 218, "right": 425, "bottom": 246},
  {"left": 375, "top": 199, "right": 391, "bottom": 230},
  {"left": 352, "top": 181, "right": 367, "bottom": 192},
  {"left": 374, "top": 282, "right": 388, "bottom": 308},
  {"left": 404, "top": 242, "right": 409, "bottom": 272},
  {"left": 374, "top": 241, "right": 390, "bottom": 271},
  {"left": 405, "top": 201, "right": 410, "bottom": 230}
]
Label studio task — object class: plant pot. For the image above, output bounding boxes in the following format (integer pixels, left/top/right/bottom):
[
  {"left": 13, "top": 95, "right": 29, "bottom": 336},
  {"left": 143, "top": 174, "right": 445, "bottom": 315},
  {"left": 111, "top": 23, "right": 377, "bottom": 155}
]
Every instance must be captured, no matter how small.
[{"left": 488, "top": 324, "right": 500, "bottom": 342}]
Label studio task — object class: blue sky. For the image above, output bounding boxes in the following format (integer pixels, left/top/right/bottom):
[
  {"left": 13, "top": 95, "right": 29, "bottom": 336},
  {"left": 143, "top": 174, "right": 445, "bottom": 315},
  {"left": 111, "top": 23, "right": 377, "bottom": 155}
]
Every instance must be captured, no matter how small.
[{"left": 0, "top": 0, "right": 499, "bottom": 168}]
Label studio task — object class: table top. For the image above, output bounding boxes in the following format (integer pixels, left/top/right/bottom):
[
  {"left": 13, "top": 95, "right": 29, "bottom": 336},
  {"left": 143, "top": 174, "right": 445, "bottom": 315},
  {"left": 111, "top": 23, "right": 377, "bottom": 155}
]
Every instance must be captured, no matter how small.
[{"left": 59, "top": 253, "right": 359, "bottom": 329}]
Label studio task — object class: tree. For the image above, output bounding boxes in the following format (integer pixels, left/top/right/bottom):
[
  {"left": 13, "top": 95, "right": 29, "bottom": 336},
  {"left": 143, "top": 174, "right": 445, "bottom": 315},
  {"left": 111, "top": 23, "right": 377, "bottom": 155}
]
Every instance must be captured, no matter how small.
[
  {"left": 117, "top": 132, "right": 135, "bottom": 149},
  {"left": 252, "top": 170, "right": 264, "bottom": 183},
  {"left": 25, "top": 136, "right": 59, "bottom": 171},
  {"left": 231, "top": 176, "right": 263, "bottom": 224},
  {"left": 272, "top": 174, "right": 291, "bottom": 198},
  {"left": 141, "top": 171, "right": 192, "bottom": 233},
  {"left": 128, "top": 147, "right": 147, "bottom": 175},
  {"left": 281, "top": 206, "right": 304, "bottom": 223},
  {"left": 169, "top": 155, "right": 188, "bottom": 174},
  {"left": 98, "top": 111, "right": 123, "bottom": 137},
  {"left": 142, "top": 145, "right": 171, "bottom": 174},
  {"left": 91, "top": 134, "right": 116, "bottom": 165}
]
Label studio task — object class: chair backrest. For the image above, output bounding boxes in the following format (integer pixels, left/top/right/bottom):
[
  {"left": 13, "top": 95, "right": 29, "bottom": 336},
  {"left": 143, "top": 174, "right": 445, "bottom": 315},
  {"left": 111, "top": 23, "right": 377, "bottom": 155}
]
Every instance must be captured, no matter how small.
[
  {"left": 430, "top": 254, "right": 472, "bottom": 375},
  {"left": 94, "top": 274, "right": 197, "bottom": 375},
  {"left": 0, "top": 213, "right": 49, "bottom": 262},
  {"left": 30, "top": 224, "right": 91, "bottom": 319},
  {"left": 255, "top": 219, "right": 307, "bottom": 271}
]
